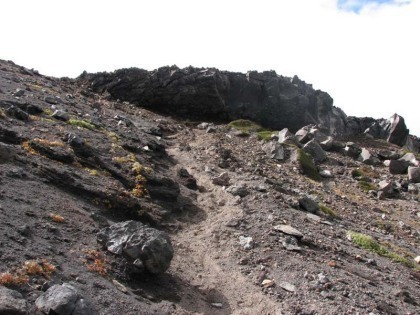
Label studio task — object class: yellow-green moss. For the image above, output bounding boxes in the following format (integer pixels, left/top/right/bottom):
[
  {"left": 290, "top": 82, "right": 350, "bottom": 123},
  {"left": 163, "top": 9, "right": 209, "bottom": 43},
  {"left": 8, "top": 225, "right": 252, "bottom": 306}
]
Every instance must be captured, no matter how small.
[
  {"left": 257, "top": 130, "right": 277, "bottom": 141},
  {"left": 298, "top": 149, "right": 321, "bottom": 181},
  {"left": 69, "top": 119, "right": 96, "bottom": 130},
  {"left": 347, "top": 231, "right": 415, "bottom": 268},
  {"left": 228, "top": 119, "right": 263, "bottom": 133}
]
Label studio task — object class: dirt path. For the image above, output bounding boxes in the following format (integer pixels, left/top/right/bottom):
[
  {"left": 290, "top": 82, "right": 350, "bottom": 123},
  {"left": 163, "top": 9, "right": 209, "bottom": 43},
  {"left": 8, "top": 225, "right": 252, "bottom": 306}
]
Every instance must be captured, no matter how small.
[{"left": 167, "top": 131, "right": 279, "bottom": 315}]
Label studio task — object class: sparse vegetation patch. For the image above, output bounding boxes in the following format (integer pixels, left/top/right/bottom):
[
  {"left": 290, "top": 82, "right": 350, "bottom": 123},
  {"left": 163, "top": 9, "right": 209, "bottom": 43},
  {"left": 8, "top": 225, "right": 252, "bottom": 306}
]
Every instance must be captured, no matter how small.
[
  {"left": 298, "top": 149, "right": 321, "bottom": 181},
  {"left": 69, "top": 118, "right": 96, "bottom": 130}
]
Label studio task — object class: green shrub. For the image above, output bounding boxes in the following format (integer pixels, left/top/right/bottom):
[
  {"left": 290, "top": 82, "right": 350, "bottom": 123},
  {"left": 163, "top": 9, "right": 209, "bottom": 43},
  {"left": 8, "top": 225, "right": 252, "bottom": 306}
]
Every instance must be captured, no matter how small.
[{"left": 298, "top": 149, "right": 321, "bottom": 181}]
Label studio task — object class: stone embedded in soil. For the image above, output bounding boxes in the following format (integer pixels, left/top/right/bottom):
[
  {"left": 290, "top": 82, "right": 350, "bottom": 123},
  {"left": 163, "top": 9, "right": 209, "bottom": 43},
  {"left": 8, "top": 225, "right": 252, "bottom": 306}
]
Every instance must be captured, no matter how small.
[
  {"left": 35, "top": 283, "right": 98, "bottom": 315},
  {"left": 278, "top": 281, "right": 296, "bottom": 292},
  {"left": 303, "top": 139, "right": 327, "bottom": 162},
  {"left": 52, "top": 109, "right": 70, "bottom": 121},
  {"left": 239, "top": 235, "right": 253, "bottom": 250},
  {"left": 298, "top": 196, "right": 319, "bottom": 213},
  {"left": 282, "top": 235, "right": 302, "bottom": 251},
  {"left": 273, "top": 225, "right": 303, "bottom": 239},
  {"left": 226, "top": 185, "right": 249, "bottom": 197},
  {"left": 212, "top": 172, "right": 230, "bottom": 186},
  {"left": 0, "top": 286, "right": 28, "bottom": 315},
  {"left": 97, "top": 220, "right": 174, "bottom": 274}
]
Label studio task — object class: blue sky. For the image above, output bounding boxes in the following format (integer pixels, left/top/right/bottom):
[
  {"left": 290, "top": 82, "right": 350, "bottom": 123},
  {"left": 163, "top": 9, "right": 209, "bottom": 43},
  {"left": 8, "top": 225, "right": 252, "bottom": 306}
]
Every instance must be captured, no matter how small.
[{"left": 338, "top": 0, "right": 411, "bottom": 12}]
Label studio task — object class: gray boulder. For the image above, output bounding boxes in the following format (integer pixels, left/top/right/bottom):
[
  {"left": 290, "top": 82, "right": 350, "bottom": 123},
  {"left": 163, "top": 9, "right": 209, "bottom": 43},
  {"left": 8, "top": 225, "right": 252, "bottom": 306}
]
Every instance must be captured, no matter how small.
[
  {"left": 97, "top": 220, "right": 173, "bottom": 274},
  {"left": 303, "top": 139, "right": 327, "bottom": 162},
  {"left": 52, "top": 110, "right": 70, "bottom": 121},
  {"left": 319, "top": 136, "right": 334, "bottom": 151},
  {"left": 365, "top": 113, "right": 409, "bottom": 146},
  {"left": 378, "top": 150, "right": 400, "bottom": 160},
  {"left": 399, "top": 153, "right": 419, "bottom": 166},
  {"left": 344, "top": 142, "right": 362, "bottom": 158},
  {"left": 358, "top": 148, "right": 381, "bottom": 165},
  {"left": 263, "top": 141, "right": 285, "bottom": 160},
  {"left": 295, "top": 126, "right": 313, "bottom": 144},
  {"left": 277, "top": 128, "right": 298, "bottom": 145},
  {"left": 0, "top": 286, "right": 28, "bottom": 315},
  {"left": 378, "top": 180, "right": 396, "bottom": 198},
  {"left": 6, "top": 106, "right": 29, "bottom": 121},
  {"left": 35, "top": 283, "right": 97, "bottom": 315},
  {"left": 408, "top": 167, "right": 420, "bottom": 183},
  {"left": 298, "top": 196, "right": 319, "bottom": 213},
  {"left": 0, "top": 142, "right": 16, "bottom": 163},
  {"left": 389, "top": 159, "right": 409, "bottom": 174}
]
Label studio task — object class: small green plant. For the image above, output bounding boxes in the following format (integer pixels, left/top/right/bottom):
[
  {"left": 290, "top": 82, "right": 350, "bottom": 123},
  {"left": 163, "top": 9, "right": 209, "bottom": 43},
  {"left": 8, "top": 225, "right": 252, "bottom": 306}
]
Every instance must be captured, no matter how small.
[
  {"left": 358, "top": 180, "right": 377, "bottom": 192},
  {"left": 319, "top": 204, "right": 338, "bottom": 218},
  {"left": 257, "top": 130, "right": 277, "bottom": 141},
  {"left": 69, "top": 119, "right": 96, "bottom": 130},
  {"left": 228, "top": 119, "right": 263, "bottom": 133},
  {"left": 347, "top": 231, "right": 415, "bottom": 268},
  {"left": 297, "top": 149, "right": 321, "bottom": 181},
  {"left": 43, "top": 108, "right": 53, "bottom": 116}
]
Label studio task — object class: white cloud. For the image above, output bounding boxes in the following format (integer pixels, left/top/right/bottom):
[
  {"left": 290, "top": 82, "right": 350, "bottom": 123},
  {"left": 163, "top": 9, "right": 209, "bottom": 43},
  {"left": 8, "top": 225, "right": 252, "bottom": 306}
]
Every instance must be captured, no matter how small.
[{"left": 1, "top": 0, "right": 419, "bottom": 135}]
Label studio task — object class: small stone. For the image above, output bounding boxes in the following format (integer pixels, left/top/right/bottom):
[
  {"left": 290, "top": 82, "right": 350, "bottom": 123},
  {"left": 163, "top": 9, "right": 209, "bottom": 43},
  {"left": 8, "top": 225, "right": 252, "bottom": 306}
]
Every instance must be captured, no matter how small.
[
  {"left": 14, "top": 88, "right": 25, "bottom": 97},
  {"left": 261, "top": 279, "right": 275, "bottom": 288},
  {"left": 279, "top": 281, "right": 296, "bottom": 292},
  {"left": 239, "top": 236, "right": 253, "bottom": 250},
  {"left": 273, "top": 225, "right": 303, "bottom": 239},
  {"left": 197, "top": 122, "right": 209, "bottom": 130},
  {"left": 212, "top": 172, "right": 230, "bottom": 186},
  {"left": 282, "top": 236, "right": 301, "bottom": 251},
  {"left": 211, "top": 303, "right": 223, "bottom": 308},
  {"left": 320, "top": 170, "right": 333, "bottom": 178},
  {"left": 414, "top": 256, "right": 420, "bottom": 264},
  {"left": 206, "top": 126, "right": 217, "bottom": 133}
]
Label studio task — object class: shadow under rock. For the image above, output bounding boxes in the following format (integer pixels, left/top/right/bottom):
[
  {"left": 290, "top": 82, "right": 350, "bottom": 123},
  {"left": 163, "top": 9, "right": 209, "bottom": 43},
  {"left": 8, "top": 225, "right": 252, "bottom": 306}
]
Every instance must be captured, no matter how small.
[{"left": 128, "top": 272, "right": 232, "bottom": 315}]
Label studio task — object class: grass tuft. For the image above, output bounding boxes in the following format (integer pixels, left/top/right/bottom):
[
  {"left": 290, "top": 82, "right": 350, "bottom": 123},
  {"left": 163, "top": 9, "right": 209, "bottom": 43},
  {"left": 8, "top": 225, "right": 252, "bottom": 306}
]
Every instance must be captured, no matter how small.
[
  {"left": 319, "top": 204, "right": 338, "bottom": 218},
  {"left": 358, "top": 181, "right": 377, "bottom": 192}
]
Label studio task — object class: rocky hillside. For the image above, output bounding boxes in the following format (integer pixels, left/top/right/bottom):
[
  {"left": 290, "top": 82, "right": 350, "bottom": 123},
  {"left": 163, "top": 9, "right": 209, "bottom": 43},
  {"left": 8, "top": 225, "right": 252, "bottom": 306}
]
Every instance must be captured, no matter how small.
[{"left": 0, "top": 59, "right": 419, "bottom": 315}]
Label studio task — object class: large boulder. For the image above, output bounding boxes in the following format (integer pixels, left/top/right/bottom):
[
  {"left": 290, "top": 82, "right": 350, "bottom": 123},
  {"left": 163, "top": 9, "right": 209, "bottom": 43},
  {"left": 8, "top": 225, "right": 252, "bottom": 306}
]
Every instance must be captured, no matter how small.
[
  {"left": 302, "top": 139, "right": 327, "bottom": 162},
  {"left": 277, "top": 128, "right": 298, "bottom": 145},
  {"left": 343, "top": 142, "right": 362, "bottom": 158},
  {"left": 399, "top": 153, "right": 419, "bottom": 166},
  {"left": 365, "top": 114, "right": 409, "bottom": 147},
  {"left": 388, "top": 159, "right": 409, "bottom": 174},
  {"left": 97, "top": 220, "right": 173, "bottom": 274},
  {"left": 80, "top": 67, "right": 347, "bottom": 133},
  {"left": 35, "top": 283, "right": 97, "bottom": 315},
  {"left": 408, "top": 167, "right": 420, "bottom": 183},
  {"left": 0, "top": 286, "right": 28, "bottom": 315},
  {"left": 358, "top": 148, "right": 381, "bottom": 166},
  {"left": 263, "top": 141, "right": 285, "bottom": 160}
]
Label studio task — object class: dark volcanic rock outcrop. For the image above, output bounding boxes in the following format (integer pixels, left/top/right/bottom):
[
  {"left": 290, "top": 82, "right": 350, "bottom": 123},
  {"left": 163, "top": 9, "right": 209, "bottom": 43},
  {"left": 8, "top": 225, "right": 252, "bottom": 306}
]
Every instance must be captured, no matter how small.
[{"left": 80, "top": 67, "right": 348, "bottom": 134}]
